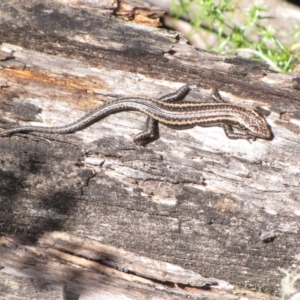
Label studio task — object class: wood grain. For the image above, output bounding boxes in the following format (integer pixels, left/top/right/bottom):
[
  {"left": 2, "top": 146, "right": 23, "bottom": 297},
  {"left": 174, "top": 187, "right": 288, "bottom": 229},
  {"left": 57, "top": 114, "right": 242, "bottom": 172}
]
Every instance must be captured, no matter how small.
[{"left": 0, "top": 0, "right": 300, "bottom": 298}]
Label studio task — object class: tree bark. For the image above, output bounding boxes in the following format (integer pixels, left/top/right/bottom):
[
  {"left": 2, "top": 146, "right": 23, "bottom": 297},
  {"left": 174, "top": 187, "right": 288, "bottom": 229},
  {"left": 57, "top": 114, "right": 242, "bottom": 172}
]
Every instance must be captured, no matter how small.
[{"left": 0, "top": 0, "right": 300, "bottom": 299}]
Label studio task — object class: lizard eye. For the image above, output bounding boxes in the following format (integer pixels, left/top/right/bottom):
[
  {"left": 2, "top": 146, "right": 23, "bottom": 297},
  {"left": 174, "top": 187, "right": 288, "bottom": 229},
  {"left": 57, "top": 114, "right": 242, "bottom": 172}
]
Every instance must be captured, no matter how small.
[{"left": 249, "top": 117, "right": 272, "bottom": 139}]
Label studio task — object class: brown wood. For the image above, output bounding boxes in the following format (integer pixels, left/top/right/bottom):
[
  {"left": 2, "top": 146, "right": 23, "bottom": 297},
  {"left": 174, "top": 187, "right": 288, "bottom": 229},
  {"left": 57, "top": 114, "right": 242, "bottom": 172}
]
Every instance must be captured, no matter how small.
[{"left": 0, "top": 0, "right": 300, "bottom": 299}]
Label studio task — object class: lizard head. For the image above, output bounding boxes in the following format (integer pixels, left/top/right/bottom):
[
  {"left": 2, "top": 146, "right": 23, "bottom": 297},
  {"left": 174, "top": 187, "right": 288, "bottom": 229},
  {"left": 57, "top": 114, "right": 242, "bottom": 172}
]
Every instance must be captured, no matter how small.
[{"left": 245, "top": 110, "right": 273, "bottom": 140}]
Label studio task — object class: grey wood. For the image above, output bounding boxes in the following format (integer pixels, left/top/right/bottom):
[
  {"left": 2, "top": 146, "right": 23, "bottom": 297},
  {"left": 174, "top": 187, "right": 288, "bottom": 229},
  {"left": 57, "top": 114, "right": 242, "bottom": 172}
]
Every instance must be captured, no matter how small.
[{"left": 0, "top": 0, "right": 299, "bottom": 298}]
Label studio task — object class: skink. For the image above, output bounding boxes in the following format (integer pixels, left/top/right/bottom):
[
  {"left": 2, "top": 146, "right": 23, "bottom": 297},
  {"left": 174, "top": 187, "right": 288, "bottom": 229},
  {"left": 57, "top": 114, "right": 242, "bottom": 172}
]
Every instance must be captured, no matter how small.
[{"left": 0, "top": 85, "right": 273, "bottom": 144}]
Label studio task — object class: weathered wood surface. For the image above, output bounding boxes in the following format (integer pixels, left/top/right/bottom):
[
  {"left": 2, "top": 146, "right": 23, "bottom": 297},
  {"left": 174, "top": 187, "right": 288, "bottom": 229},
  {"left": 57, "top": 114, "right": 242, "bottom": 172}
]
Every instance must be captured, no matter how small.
[
  {"left": 1, "top": 232, "right": 238, "bottom": 300},
  {"left": 0, "top": 0, "right": 300, "bottom": 299}
]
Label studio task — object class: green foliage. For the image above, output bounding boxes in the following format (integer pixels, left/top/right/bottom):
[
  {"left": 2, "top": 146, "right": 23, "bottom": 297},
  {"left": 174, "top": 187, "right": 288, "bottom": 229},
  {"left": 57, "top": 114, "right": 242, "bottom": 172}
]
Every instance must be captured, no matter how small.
[{"left": 170, "top": 0, "right": 299, "bottom": 73}]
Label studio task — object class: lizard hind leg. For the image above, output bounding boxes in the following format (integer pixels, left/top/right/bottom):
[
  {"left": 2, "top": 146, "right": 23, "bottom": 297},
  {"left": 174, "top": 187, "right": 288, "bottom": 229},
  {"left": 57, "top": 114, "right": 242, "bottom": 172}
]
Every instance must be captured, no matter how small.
[
  {"left": 159, "top": 84, "right": 190, "bottom": 102},
  {"left": 211, "top": 87, "right": 226, "bottom": 103},
  {"left": 133, "top": 85, "right": 190, "bottom": 145},
  {"left": 133, "top": 117, "right": 159, "bottom": 146}
]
